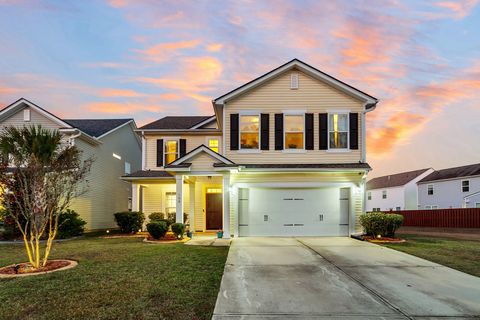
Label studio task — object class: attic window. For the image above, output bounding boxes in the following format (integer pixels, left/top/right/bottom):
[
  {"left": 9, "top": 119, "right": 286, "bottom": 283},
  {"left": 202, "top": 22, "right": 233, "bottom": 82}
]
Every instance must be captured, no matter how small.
[
  {"left": 290, "top": 73, "right": 299, "bottom": 89},
  {"left": 23, "top": 109, "right": 31, "bottom": 122}
]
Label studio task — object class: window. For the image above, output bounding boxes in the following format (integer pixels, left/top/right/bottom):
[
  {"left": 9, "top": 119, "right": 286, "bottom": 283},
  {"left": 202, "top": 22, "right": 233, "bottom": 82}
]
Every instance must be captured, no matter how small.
[
  {"left": 165, "top": 192, "right": 176, "bottom": 218},
  {"left": 372, "top": 207, "right": 381, "bottom": 212},
  {"left": 23, "top": 109, "right": 31, "bottom": 121},
  {"left": 290, "top": 73, "right": 299, "bottom": 89},
  {"left": 367, "top": 192, "right": 371, "bottom": 200},
  {"left": 475, "top": 203, "right": 480, "bottom": 208},
  {"left": 239, "top": 115, "right": 259, "bottom": 149},
  {"left": 432, "top": 205, "right": 438, "bottom": 209},
  {"left": 164, "top": 140, "right": 178, "bottom": 164},
  {"left": 396, "top": 207, "right": 401, "bottom": 211},
  {"left": 462, "top": 180, "right": 469, "bottom": 193},
  {"left": 284, "top": 114, "right": 304, "bottom": 149},
  {"left": 125, "top": 162, "right": 131, "bottom": 174},
  {"left": 425, "top": 205, "right": 431, "bottom": 210},
  {"left": 208, "top": 139, "right": 219, "bottom": 153},
  {"left": 382, "top": 190, "right": 387, "bottom": 199},
  {"left": 206, "top": 188, "right": 222, "bottom": 193},
  {"left": 427, "top": 184, "right": 434, "bottom": 195},
  {"left": 328, "top": 113, "right": 348, "bottom": 149}
]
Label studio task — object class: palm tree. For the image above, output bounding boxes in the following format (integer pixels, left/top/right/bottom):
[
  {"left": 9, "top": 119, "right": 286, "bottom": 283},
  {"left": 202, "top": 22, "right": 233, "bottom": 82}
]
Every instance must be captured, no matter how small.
[{"left": 0, "top": 125, "right": 92, "bottom": 269}]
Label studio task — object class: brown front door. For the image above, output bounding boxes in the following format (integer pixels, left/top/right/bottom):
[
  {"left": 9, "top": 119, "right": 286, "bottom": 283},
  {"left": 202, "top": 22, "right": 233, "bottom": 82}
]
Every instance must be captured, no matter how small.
[{"left": 206, "top": 193, "right": 223, "bottom": 230}]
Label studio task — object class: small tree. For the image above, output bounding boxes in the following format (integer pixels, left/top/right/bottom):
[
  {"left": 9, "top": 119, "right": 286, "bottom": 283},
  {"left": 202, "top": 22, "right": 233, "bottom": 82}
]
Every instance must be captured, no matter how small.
[{"left": 0, "top": 125, "right": 92, "bottom": 269}]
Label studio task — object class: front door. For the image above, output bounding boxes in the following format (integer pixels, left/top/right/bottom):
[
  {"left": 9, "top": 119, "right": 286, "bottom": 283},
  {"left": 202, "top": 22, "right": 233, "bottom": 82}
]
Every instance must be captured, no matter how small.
[{"left": 206, "top": 193, "right": 223, "bottom": 230}]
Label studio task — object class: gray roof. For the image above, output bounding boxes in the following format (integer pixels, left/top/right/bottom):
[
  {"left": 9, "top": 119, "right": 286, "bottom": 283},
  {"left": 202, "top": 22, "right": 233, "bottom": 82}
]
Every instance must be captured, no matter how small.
[
  {"left": 139, "top": 116, "right": 214, "bottom": 130},
  {"left": 64, "top": 119, "right": 132, "bottom": 137},
  {"left": 122, "top": 170, "right": 173, "bottom": 178},
  {"left": 367, "top": 168, "right": 431, "bottom": 190},
  {"left": 418, "top": 163, "right": 480, "bottom": 183}
]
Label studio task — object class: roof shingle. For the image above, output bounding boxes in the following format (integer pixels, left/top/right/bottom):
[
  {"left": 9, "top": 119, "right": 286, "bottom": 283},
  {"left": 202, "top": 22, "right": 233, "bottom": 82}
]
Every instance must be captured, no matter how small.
[
  {"left": 418, "top": 163, "right": 480, "bottom": 183},
  {"left": 367, "top": 168, "right": 431, "bottom": 190},
  {"left": 139, "top": 116, "right": 214, "bottom": 130},
  {"left": 64, "top": 119, "right": 132, "bottom": 137}
]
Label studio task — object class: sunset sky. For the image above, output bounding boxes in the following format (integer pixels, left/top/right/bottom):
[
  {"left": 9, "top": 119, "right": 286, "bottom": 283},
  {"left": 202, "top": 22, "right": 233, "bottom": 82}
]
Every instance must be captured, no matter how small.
[{"left": 0, "top": 0, "right": 479, "bottom": 178}]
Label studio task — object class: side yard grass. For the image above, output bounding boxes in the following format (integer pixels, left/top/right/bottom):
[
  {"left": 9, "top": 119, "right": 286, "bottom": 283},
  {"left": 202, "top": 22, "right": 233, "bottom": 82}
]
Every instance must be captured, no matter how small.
[
  {"left": 382, "top": 234, "right": 480, "bottom": 277},
  {"left": 0, "top": 237, "right": 228, "bottom": 320}
]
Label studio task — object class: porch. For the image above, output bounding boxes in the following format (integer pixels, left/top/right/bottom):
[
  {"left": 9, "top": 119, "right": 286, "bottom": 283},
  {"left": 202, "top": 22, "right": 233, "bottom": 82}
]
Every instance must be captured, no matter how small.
[{"left": 131, "top": 174, "right": 231, "bottom": 238}]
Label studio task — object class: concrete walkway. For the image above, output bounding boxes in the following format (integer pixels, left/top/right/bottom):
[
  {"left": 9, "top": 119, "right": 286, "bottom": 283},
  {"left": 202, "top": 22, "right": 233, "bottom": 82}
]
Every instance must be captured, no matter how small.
[{"left": 212, "top": 237, "right": 480, "bottom": 319}]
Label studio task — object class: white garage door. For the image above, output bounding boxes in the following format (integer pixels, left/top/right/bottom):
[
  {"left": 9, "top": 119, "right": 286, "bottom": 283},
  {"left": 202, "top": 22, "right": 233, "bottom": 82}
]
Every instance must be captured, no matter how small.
[{"left": 238, "top": 187, "right": 350, "bottom": 237}]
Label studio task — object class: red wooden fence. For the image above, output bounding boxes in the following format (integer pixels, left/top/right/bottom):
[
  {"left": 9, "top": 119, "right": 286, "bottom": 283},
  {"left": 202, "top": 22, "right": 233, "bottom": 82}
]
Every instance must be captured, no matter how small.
[{"left": 389, "top": 208, "right": 480, "bottom": 228}]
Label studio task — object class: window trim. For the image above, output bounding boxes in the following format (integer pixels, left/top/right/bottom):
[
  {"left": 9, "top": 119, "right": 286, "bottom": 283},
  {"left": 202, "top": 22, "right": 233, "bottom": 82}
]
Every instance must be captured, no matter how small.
[
  {"left": 238, "top": 111, "right": 261, "bottom": 152},
  {"left": 164, "top": 138, "right": 179, "bottom": 165},
  {"left": 427, "top": 184, "right": 434, "bottom": 195},
  {"left": 206, "top": 137, "right": 220, "bottom": 153},
  {"left": 461, "top": 180, "right": 470, "bottom": 193},
  {"left": 283, "top": 111, "right": 305, "bottom": 152},
  {"left": 327, "top": 112, "right": 349, "bottom": 151}
]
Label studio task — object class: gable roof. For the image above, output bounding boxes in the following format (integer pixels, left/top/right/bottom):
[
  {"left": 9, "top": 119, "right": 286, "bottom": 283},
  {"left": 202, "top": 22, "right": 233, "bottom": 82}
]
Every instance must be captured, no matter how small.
[
  {"left": 418, "top": 163, "right": 480, "bottom": 184},
  {"left": 139, "top": 116, "right": 215, "bottom": 130},
  {"left": 64, "top": 119, "right": 133, "bottom": 138},
  {"left": 213, "top": 58, "right": 378, "bottom": 109},
  {"left": 167, "top": 144, "right": 234, "bottom": 168},
  {"left": 367, "top": 168, "right": 431, "bottom": 190}
]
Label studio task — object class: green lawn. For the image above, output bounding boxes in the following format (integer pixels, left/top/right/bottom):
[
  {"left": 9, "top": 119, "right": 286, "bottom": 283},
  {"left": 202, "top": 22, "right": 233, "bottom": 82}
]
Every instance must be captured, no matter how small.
[
  {"left": 0, "top": 237, "right": 228, "bottom": 320},
  {"left": 382, "top": 234, "right": 480, "bottom": 277}
]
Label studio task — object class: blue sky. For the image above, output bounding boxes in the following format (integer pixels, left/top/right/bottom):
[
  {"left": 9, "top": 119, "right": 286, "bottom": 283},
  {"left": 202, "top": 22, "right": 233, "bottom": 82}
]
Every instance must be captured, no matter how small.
[{"left": 0, "top": 0, "right": 479, "bottom": 177}]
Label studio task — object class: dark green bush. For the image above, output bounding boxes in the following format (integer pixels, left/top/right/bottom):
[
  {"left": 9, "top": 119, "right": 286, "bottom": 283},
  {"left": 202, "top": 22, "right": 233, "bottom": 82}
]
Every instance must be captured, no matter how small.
[
  {"left": 166, "top": 212, "right": 176, "bottom": 225},
  {"left": 114, "top": 211, "right": 145, "bottom": 233},
  {"left": 146, "top": 221, "right": 168, "bottom": 239},
  {"left": 57, "top": 209, "right": 87, "bottom": 239},
  {"left": 171, "top": 223, "right": 185, "bottom": 239},
  {"left": 148, "top": 212, "right": 165, "bottom": 222},
  {"left": 360, "top": 212, "right": 404, "bottom": 237}
]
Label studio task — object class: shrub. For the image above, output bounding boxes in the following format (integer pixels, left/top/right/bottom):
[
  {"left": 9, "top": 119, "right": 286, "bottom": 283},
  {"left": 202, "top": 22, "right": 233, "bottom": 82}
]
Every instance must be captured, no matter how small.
[
  {"left": 166, "top": 212, "right": 176, "bottom": 225},
  {"left": 147, "top": 221, "right": 168, "bottom": 239},
  {"left": 114, "top": 211, "right": 145, "bottom": 233},
  {"left": 171, "top": 223, "right": 185, "bottom": 239},
  {"left": 148, "top": 212, "right": 165, "bottom": 222},
  {"left": 56, "top": 209, "right": 87, "bottom": 239},
  {"left": 360, "top": 212, "right": 404, "bottom": 237}
]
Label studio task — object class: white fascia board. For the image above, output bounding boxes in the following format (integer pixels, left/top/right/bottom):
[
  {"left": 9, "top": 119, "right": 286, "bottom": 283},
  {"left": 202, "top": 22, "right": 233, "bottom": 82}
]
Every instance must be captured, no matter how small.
[
  {"left": 170, "top": 145, "right": 234, "bottom": 166},
  {"left": 417, "top": 174, "right": 480, "bottom": 185},
  {"left": 189, "top": 116, "right": 217, "bottom": 129},
  {"left": 59, "top": 128, "right": 101, "bottom": 145}
]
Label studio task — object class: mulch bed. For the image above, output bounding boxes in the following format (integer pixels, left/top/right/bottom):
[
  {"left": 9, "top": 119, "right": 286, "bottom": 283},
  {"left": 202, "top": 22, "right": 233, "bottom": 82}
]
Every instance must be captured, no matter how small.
[
  {"left": 0, "top": 260, "right": 72, "bottom": 275},
  {"left": 363, "top": 236, "right": 405, "bottom": 243}
]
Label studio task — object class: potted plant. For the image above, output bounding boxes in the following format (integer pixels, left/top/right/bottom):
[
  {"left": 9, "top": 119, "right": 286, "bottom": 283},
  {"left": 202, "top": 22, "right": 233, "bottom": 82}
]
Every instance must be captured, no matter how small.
[
  {"left": 186, "top": 227, "right": 193, "bottom": 238},
  {"left": 217, "top": 229, "right": 223, "bottom": 238}
]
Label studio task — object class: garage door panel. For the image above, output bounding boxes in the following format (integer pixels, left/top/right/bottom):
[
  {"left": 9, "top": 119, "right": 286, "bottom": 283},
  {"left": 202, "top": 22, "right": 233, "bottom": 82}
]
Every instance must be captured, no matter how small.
[{"left": 238, "top": 187, "right": 349, "bottom": 237}]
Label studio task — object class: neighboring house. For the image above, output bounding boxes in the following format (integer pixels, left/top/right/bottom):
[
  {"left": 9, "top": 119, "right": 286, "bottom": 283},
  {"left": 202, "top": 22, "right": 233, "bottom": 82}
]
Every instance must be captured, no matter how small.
[
  {"left": 122, "top": 59, "right": 378, "bottom": 238},
  {"left": 0, "top": 98, "right": 141, "bottom": 230},
  {"left": 366, "top": 168, "right": 434, "bottom": 212},
  {"left": 417, "top": 163, "right": 480, "bottom": 209}
]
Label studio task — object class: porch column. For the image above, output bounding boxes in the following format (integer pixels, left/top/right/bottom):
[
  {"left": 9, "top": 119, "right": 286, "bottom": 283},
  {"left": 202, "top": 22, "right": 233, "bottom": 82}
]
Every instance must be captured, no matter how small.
[
  {"left": 222, "top": 174, "right": 231, "bottom": 238},
  {"left": 132, "top": 183, "right": 140, "bottom": 211},
  {"left": 189, "top": 181, "right": 195, "bottom": 230},
  {"left": 175, "top": 175, "right": 184, "bottom": 223}
]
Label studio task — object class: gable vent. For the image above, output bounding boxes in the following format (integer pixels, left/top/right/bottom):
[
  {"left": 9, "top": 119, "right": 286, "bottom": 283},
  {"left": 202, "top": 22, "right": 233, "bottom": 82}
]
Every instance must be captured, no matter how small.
[
  {"left": 23, "top": 108, "right": 31, "bottom": 122},
  {"left": 290, "top": 73, "right": 299, "bottom": 89}
]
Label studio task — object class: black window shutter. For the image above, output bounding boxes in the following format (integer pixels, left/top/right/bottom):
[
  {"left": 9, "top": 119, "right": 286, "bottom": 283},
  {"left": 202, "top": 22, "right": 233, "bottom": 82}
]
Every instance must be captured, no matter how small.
[
  {"left": 319, "top": 113, "right": 328, "bottom": 150},
  {"left": 260, "top": 113, "right": 269, "bottom": 150},
  {"left": 230, "top": 113, "right": 239, "bottom": 150},
  {"left": 349, "top": 113, "right": 359, "bottom": 150},
  {"left": 274, "top": 113, "right": 284, "bottom": 150},
  {"left": 156, "top": 139, "right": 164, "bottom": 167},
  {"left": 179, "top": 139, "right": 187, "bottom": 157},
  {"left": 305, "top": 113, "right": 314, "bottom": 150}
]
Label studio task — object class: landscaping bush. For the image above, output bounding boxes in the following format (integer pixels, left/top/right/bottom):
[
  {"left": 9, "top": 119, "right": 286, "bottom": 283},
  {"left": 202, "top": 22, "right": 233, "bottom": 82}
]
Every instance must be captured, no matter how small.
[
  {"left": 166, "top": 212, "right": 176, "bottom": 225},
  {"left": 56, "top": 209, "right": 87, "bottom": 239},
  {"left": 148, "top": 212, "right": 165, "bottom": 222},
  {"left": 360, "top": 212, "right": 404, "bottom": 237},
  {"left": 114, "top": 211, "right": 145, "bottom": 233},
  {"left": 171, "top": 223, "right": 185, "bottom": 239},
  {"left": 146, "top": 221, "right": 168, "bottom": 239}
]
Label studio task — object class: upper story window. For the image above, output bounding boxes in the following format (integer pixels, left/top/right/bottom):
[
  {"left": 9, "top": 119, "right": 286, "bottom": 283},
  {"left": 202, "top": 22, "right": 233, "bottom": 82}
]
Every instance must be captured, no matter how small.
[
  {"left": 125, "top": 162, "right": 131, "bottom": 174},
  {"left": 367, "top": 192, "right": 371, "bottom": 200},
  {"left": 284, "top": 114, "right": 304, "bottom": 149},
  {"left": 165, "top": 140, "right": 178, "bottom": 165},
  {"left": 427, "top": 184, "right": 434, "bottom": 195},
  {"left": 382, "top": 190, "right": 387, "bottom": 199},
  {"left": 328, "top": 113, "right": 348, "bottom": 149},
  {"left": 240, "top": 115, "right": 259, "bottom": 149},
  {"left": 462, "top": 180, "right": 469, "bottom": 193},
  {"left": 208, "top": 138, "right": 219, "bottom": 153}
]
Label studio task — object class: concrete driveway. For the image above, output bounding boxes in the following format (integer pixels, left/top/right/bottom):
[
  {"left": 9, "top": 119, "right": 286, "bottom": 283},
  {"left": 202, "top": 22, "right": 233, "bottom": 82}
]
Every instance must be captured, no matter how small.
[{"left": 212, "top": 237, "right": 480, "bottom": 319}]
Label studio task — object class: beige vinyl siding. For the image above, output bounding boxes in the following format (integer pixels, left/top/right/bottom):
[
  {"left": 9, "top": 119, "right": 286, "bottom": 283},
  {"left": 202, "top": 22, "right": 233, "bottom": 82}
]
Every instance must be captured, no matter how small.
[
  {"left": 142, "top": 183, "right": 190, "bottom": 218},
  {"left": 70, "top": 124, "right": 141, "bottom": 230},
  {"left": 1, "top": 106, "right": 63, "bottom": 130},
  {"left": 144, "top": 134, "right": 222, "bottom": 170},
  {"left": 224, "top": 69, "right": 364, "bottom": 164},
  {"left": 189, "top": 153, "right": 217, "bottom": 171}
]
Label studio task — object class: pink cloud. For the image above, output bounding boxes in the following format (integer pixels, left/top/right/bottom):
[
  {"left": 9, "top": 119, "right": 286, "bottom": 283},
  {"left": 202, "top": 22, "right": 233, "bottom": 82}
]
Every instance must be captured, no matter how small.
[
  {"left": 85, "top": 101, "right": 162, "bottom": 114},
  {"left": 136, "top": 39, "right": 200, "bottom": 63},
  {"left": 435, "top": 0, "right": 479, "bottom": 19},
  {"left": 98, "top": 88, "right": 144, "bottom": 98}
]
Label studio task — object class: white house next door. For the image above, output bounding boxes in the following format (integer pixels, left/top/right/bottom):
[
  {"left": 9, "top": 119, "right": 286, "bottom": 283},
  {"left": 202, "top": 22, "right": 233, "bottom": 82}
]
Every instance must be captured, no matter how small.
[{"left": 238, "top": 187, "right": 349, "bottom": 236}]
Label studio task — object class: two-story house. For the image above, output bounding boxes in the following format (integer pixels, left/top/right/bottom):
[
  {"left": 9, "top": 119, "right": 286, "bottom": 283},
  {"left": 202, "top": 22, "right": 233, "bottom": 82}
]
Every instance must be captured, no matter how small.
[
  {"left": 0, "top": 98, "right": 142, "bottom": 230},
  {"left": 366, "top": 168, "right": 434, "bottom": 211},
  {"left": 122, "top": 59, "right": 378, "bottom": 238},
  {"left": 417, "top": 163, "right": 480, "bottom": 209}
]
